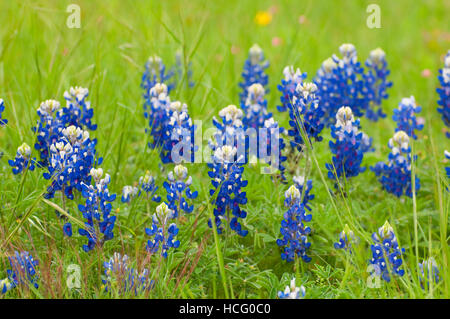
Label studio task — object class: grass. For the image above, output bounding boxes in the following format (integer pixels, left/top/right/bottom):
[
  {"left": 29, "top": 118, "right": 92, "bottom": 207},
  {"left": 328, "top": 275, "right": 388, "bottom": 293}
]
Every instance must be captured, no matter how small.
[{"left": 0, "top": 0, "right": 449, "bottom": 298}]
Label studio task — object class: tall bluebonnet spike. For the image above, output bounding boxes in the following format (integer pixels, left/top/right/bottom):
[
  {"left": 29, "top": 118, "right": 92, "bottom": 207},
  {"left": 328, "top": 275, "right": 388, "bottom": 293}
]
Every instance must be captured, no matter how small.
[
  {"left": 277, "top": 66, "right": 307, "bottom": 112},
  {"left": 393, "top": 96, "right": 424, "bottom": 139},
  {"left": 145, "top": 202, "right": 180, "bottom": 258},
  {"left": 293, "top": 176, "right": 314, "bottom": 211},
  {"left": 1, "top": 251, "right": 39, "bottom": 294},
  {"left": 287, "top": 82, "right": 325, "bottom": 152},
  {"left": 325, "top": 106, "right": 370, "bottom": 183},
  {"left": 8, "top": 143, "right": 36, "bottom": 174},
  {"left": 445, "top": 150, "right": 450, "bottom": 179},
  {"left": 102, "top": 252, "right": 154, "bottom": 295},
  {"left": 163, "top": 164, "right": 198, "bottom": 218},
  {"left": 418, "top": 257, "right": 440, "bottom": 289},
  {"left": 369, "top": 221, "right": 405, "bottom": 282},
  {"left": 276, "top": 185, "right": 312, "bottom": 263},
  {"left": 242, "top": 83, "right": 271, "bottom": 130},
  {"left": 78, "top": 168, "right": 117, "bottom": 252},
  {"left": 371, "top": 131, "right": 420, "bottom": 198},
  {"left": 145, "top": 83, "right": 171, "bottom": 150},
  {"left": 121, "top": 185, "right": 139, "bottom": 204},
  {"left": 334, "top": 224, "right": 357, "bottom": 251},
  {"left": 437, "top": 50, "right": 450, "bottom": 138},
  {"left": 314, "top": 44, "right": 368, "bottom": 126},
  {"left": 0, "top": 98, "right": 8, "bottom": 126},
  {"left": 61, "top": 86, "right": 97, "bottom": 130},
  {"left": 261, "top": 117, "right": 287, "bottom": 182},
  {"left": 141, "top": 55, "right": 175, "bottom": 97},
  {"left": 277, "top": 278, "right": 306, "bottom": 299},
  {"left": 363, "top": 48, "right": 393, "bottom": 121},
  {"left": 239, "top": 44, "right": 269, "bottom": 105},
  {"left": 139, "top": 171, "right": 161, "bottom": 203},
  {"left": 207, "top": 145, "right": 249, "bottom": 237}
]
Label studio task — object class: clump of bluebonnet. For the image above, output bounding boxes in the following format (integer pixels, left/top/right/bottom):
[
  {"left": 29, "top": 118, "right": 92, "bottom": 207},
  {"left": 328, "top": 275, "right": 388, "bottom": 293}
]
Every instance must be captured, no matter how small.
[
  {"left": 277, "top": 278, "right": 306, "bottom": 299},
  {"left": 437, "top": 50, "right": 450, "bottom": 138},
  {"left": 277, "top": 66, "right": 307, "bottom": 112},
  {"left": 145, "top": 202, "right": 180, "bottom": 258},
  {"left": 239, "top": 44, "right": 269, "bottom": 105},
  {"left": 326, "top": 106, "right": 372, "bottom": 184},
  {"left": 371, "top": 131, "right": 420, "bottom": 197},
  {"left": 242, "top": 83, "right": 271, "bottom": 130},
  {"left": 393, "top": 96, "right": 424, "bottom": 139},
  {"left": 1, "top": 251, "right": 38, "bottom": 294},
  {"left": 334, "top": 224, "right": 357, "bottom": 251},
  {"left": 61, "top": 86, "right": 97, "bottom": 130},
  {"left": 418, "top": 257, "right": 440, "bottom": 289},
  {"left": 78, "top": 168, "right": 117, "bottom": 252},
  {"left": 363, "top": 48, "right": 393, "bottom": 121},
  {"left": 145, "top": 83, "right": 171, "bottom": 150},
  {"left": 8, "top": 143, "right": 36, "bottom": 174},
  {"left": 139, "top": 171, "right": 161, "bottom": 203},
  {"left": 287, "top": 82, "right": 325, "bottom": 152},
  {"left": 277, "top": 185, "right": 312, "bottom": 263},
  {"left": 102, "top": 252, "right": 153, "bottom": 295},
  {"left": 369, "top": 221, "right": 405, "bottom": 282},
  {"left": 142, "top": 55, "right": 174, "bottom": 97},
  {"left": 163, "top": 164, "right": 198, "bottom": 218},
  {"left": 0, "top": 98, "right": 8, "bottom": 126}
]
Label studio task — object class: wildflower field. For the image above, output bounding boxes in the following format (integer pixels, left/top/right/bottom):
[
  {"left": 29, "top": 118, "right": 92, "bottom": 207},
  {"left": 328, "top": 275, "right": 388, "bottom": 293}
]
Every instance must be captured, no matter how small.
[{"left": 0, "top": 0, "right": 449, "bottom": 299}]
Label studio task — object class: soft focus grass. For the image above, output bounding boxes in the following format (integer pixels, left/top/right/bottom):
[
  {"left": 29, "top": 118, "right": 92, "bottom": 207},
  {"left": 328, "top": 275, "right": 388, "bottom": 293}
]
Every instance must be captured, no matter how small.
[{"left": 0, "top": 0, "right": 448, "bottom": 298}]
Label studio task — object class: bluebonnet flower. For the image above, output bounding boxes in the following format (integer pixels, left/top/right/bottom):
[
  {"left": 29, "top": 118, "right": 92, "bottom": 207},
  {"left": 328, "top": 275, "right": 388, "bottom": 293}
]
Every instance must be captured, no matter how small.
[
  {"left": 445, "top": 150, "right": 450, "bottom": 179},
  {"left": 0, "top": 98, "right": 8, "bottom": 126},
  {"left": 418, "top": 257, "right": 440, "bottom": 289},
  {"left": 239, "top": 44, "right": 269, "bottom": 105},
  {"left": 276, "top": 185, "right": 312, "bottom": 263},
  {"left": 142, "top": 55, "right": 175, "bottom": 96},
  {"left": 334, "top": 224, "right": 357, "bottom": 251},
  {"left": 325, "top": 106, "right": 370, "bottom": 183},
  {"left": 163, "top": 164, "right": 198, "bottom": 218},
  {"left": 8, "top": 143, "right": 36, "bottom": 174},
  {"left": 63, "top": 222, "right": 72, "bottom": 237},
  {"left": 277, "top": 278, "right": 306, "bottom": 299},
  {"left": 1, "top": 251, "right": 38, "bottom": 294},
  {"left": 161, "top": 101, "right": 196, "bottom": 163},
  {"left": 371, "top": 131, "right": 420, "bottom": 197},
  {"left": 121, "top": 185, "right": 139, "bottom": 204},
  {"left": 369, "top": 221, "right": 405, "bottom": 282},
  {"left": 393, "top": 96, "right": 424, "bottom": 139},
  {"left": 437, "top": 50, "right": 450, "bottom": 138},
  {"left": 293, "top": 175, "right": 314, "bottom": 211},
  {"left": 174, "top": 50, "right": 195, "bottom": 89},
  {"left": 145, "top": 202, "right": 180, "bottom": 258},
  {"left": 277, "top": 66, "right": 307, "bottom": 112},
  {"left": 145, "top": 83, "right": 172, "bottom": 149},
  {"left": 33, "top": 99, "right": 64, "bottom": 166},
  {"left": 260, "top": 117, "right": 287, "bottom": 182},
  {"left": 78, "top": 168, "right": 117, "bottom": 252},
  {"left": 102, "top": 252, "right": 153, "bottom": 295},
  {"left": 207, "top": 145, "right": 249, "bottom": 237},
  {"left": 60, "top": 86, "right": 97, "bottom": 130},
  {"left": 139, "top": 171, "right": 161, "bottom": 202},
  {"left": 242, "top": 83, "right": 271, "bottom": 130},
  {"left": 287, "top": 82, "right": 325, "bottom": 152},
  {"left": 363, "top": 48, "right": 393, "bottom": 121},
  {"left": 314, "top": 44, "right": 368, "bottom": 126}
]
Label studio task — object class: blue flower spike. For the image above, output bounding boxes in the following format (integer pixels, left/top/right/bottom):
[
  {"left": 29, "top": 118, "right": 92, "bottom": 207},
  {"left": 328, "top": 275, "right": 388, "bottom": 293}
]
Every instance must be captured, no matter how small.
[
  {"left": 9, "top": 143, "right": 36, "bottom": 174},
  {"left": 418, "top": 257, "right": 440, "bottom": 289},
  {"left": 121, "top": 185, "right": 139, "bottom": 204},
  {"left": 334, "top": 224, "right": 357, "bottom": 251},
  {"left": 0, "top": 98, "right": 8, "bottom": 126},
  {"left": 139, "top": 171, "right": 161, "bottom": 203},
  {"left": 239, "top": 44, "right": 269, "bottom": 105},
  {"left": 1, "top": 251, "right": 39, "bottom": 295},
  {"left": 436, "top": 50, "right": 450, "bottom": 138}
]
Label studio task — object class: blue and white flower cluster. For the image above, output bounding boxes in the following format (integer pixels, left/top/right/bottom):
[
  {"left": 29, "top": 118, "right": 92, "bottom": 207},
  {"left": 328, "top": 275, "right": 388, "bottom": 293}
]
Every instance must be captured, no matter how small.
[
  {"left": 122, "top": 171, "right": 162, "bottom": 204},
  {"left": 369, "top": 221, "right": 405, "bottom": 282},
  {"left": 371, "top": 131, "right": 420, "bottom": 197},
  {"left": 142, "top": 55, "right": 175, "bottom": 98},
  {"left": 445, "top": 150, "right": 450, "bottom": 179},
  {"left": 277, "top": 66, "right": 307, "bottom": 113},
  {"left": 102, "top": 252, "right": 153, "bottom": 295},
  {"left": 276, "top": 185, "right": 312, "bottom": 263},
  {"left": 392, "top": 96, "right": 424, "bottom": 139},
  {"left": 8, "top": 143, "right": 36, "bottom": 174},
  {"left": 334, "top": 224, "right": 357, "bottom": 251},
  {"left": 0, "top": 98, "right": 8, "bottom": 126},
  {"left": 1, "top": 251, "right": 38, "bottom": 294},
  {"left": 239, "top": 44, "right": 269, "bottom": 105},
  {"left": 78, "top": 168, "right": 117, "bottom": 252},
  {"left": 61, "top": 86, "right": 97, "bottom": 131},
  {"left": 277, "top": 278, "right": 306, "bottom": 299},
  {"left": 437, "top": 50, "right": 450, "bottom": 138},
  {"left": 242, "top": 83, "right": 271, "bottom": 130}
]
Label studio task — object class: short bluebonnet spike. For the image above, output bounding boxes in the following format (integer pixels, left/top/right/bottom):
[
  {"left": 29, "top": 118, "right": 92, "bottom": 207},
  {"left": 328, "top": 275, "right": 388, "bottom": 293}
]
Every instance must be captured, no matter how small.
[
  {"left": 334, "top": 224, "right": 357, "bottom": 251},
  {"left": 260, "top": 117, "right": 287, "bottom": 182},
  {"left": 121, "top": 185, "right": 139, "bottom": 204},
  {"left": 1, "top": 251, "right": 39, "bottom": 294},
  {"left": 0, "top": 98, "right": 8, "bottom": 126},
  {"left": 8, "top": 143, "right": 36, "bottom": 174},
  {"left": 145, "top": 202, "right": 180, "bottom": 258},
  {"left": 277, "top": 278, "right": 306, "bottom": 299},
  {"left": 418, "top": 257, "right": 440, "bottom": 289},
  {"left": 393, "top": 96, "right": 424, "bottom": 139},
  {"left": 142, "top": 55, "right": 175, "bottom": 97},
  {"left": 102, "top": 252, "right": 154, "bottom": 295},
  {"left": 436, "top": 50, "right": 450, "bottom": 138},
  {"left": 145, "top": 83, "right": 172, "bottom": 150},
  {"left": 163, "top": 164, "right": 198, "bottom": 218},
  {"left": 363, "top": 48, "right": 393, "bottom": 121},
  {"left": 239, "top": 44, "right": 269, "bottom": 105},
  {"left": 293, "top": 175, "right": 314, "bottom": 211},
  {"left": 371, "top": 131, "right": 420, "bottom": 197},
  {"left": 78, "top": 168, "right": 117, "bottom": 252},
  {"left": 242, "top": 83, "right": 271, "bottom": 130},
  {"left": 276, "top": 185, "right": 312, "bottom": 263},
  {"left": 277, "top": 66, "right": 307, "bottom": 113},
  {"left": 369, "top": 221, "right": 405, "bottom": 282},
  {"left": 139, "top": 171, "right": 161, "bottom": 203},
  {"left": 61, "top": 86, "right": 97, "bottom": 130}
]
